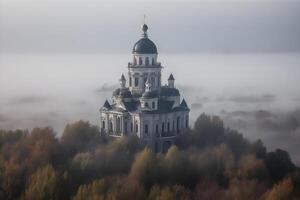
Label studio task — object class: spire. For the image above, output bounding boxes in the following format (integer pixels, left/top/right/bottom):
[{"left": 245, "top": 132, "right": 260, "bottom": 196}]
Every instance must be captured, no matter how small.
[
  {"left": 119, "top": 74, "right": 126, "bottom": 88},
  {"left": 120, "top": 74, "right": 126, "bottom": 81},
  {"left": 168, "top": 73, "right": 175, "bottom": 88},
  {"left": 103, "top": 100, "right": 111, "bottom": 109},
  {"left": 142, "top": 15, "right": 148, "bottom": 38},
  {"left": 180, "top": 98, "right": 188, "bottom": 108},
  {"left": 168, "top": 74, "right": 175, "bottom": 81}
]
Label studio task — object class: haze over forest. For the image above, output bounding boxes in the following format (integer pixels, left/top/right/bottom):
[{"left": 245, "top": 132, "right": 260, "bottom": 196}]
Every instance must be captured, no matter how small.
[{"left": 1, "top": 0, "right": 300, "bottom": 199}]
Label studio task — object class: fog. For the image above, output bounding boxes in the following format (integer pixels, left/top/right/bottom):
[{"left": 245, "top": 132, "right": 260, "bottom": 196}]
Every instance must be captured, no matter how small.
[
  {"left": 1, "top": 0, "right": 300, "bottom": 163},
  {"left": 1, "top": 53, "right": 300, "bottom": 165}
]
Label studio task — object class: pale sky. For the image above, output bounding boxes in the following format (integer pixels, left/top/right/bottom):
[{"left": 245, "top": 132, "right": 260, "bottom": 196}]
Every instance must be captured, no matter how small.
[{"left": 0, "top": 0, "right": 300, "bottom": 53}]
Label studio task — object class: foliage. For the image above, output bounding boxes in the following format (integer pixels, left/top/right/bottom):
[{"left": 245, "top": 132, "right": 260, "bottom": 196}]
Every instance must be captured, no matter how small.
[
  {"left": 0, "top": 114, "right": 299, "bottom": 200},
  {"left": 23, "top": 165, "right": 60, "bottom": 200}
]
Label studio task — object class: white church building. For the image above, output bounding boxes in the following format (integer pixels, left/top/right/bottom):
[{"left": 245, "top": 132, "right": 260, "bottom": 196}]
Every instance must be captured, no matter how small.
[{"left": 99, "top": 23, "right": 190, "bottom": 153}]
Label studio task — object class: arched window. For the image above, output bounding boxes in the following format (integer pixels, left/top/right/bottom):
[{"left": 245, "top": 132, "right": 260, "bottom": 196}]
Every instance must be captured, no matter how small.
[
  {"left": 134, "top": 77, "right": 139, "bottom": 86},
  {"left": 139, "top": 57, "right": 142, "bottom": 65},
  {"left": 186, "top": 116, "right": 189, "bottom": 128},
  {"left": 145, "top": 57, "right": 149, "bottom": 65},
  {"left": 110, "top": 121, "right": 113, "bottom": 132},
  {"left": 124, "top": 122, "right": 128, "bottom": 135},
  {"left": 152, "top": 58, "right": 155, "bottom": 65},
  {"left": 151, "top": 77, "right": 155, "bottom": 87},
  {"left": 177, "top": 117, "right": 180, "bottom": 133},
  {"left": 134, "top": 57, "right": 137, "bottom": 65},
  {"left": 172, "top": 120, "right": 175, "bottom": 131},
  {"left": 116, "top": 117, "right": 121, "bottom": 132}
]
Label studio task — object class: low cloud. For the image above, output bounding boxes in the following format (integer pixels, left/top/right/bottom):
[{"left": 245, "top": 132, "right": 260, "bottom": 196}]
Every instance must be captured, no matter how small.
[
  {"left": 95, "top": 84, "right": 118, "bottom": 94},
  {"left": 229, "top": 94, "right": 276, "bottom": 104},
  {"left": 10, "top": 95, "right": 49, "bottom": 105},
  {"left": 220, "top": 108, "right": 300, "bottom": 165}
]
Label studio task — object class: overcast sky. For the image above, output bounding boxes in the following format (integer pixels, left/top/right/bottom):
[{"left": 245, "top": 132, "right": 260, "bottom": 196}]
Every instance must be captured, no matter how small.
[{"left": 1, "top": 0, "right": 300, "bottom": 53}]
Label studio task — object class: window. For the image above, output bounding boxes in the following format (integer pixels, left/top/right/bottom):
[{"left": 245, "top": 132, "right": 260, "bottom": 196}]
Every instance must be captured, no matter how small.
[
  {"left": 152, "top": 58, "right": 155, "bottom": 65},
  {"left": 152, "top": 102, "right": 155, "bottom": 109},
  {"left": 116, "top": 117, "right": 121, "bottom": 132},
  {"left": 186, "top": 116, "right": 189, "bottom": 128},
  {"left": 134, "top": 57, "right": 137, "bottom": 65},
  {"left": 158, "top": 76, "right": 161, "bottom": 86},
  {"left": 145, "top": 102, "right": 149, "bottom": 107},
  {"left": 134, "top": 77, "right": 139, "bottom": 86},
  {"left": 135, "top": 124, "right": 138, "bottom": 133},
  {"left": 145, "top": 124, "right": 148, "bottom": 134},
  {"left": 167, "top": 122, "right": 170, "bottom": 132},
  {"left": 125, "top": 122, "right": 128, "bottom": 134},
  {"left": 129, "top": 77, "right": 132, "bottom": 86},
  {"left": 162, "top": 123, "right": 165, "bottom": 133},
  {"left": 172, "top": 120, "right": 175, "bottom": 131},
  {"left": 110, "top": 121, "right": 113, "bottom": 131},
  {"left": 131, "top": 122, "right": 133, "bottom": 132},
  {"left": 177, "top": 117, "right": 180, "bottom": 133},
  {"left": 156, "top": 124, "right": 158, "bottom": 134},
  {"left": 151, "top": 77, "right": 155, "bottom": 87},
  {"left": 102, "top": 121, "right": 105, "bottom": 129},
  {"left": 139, "top": 57, "right": 142, "bottom": 65},
  {"left": 145, "top": 57, "right": 149, "bottom": 65}
]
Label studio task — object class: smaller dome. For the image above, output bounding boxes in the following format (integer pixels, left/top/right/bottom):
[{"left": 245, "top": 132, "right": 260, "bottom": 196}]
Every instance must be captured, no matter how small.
[
  {"left": 113, "top": 88, "right": 132, "bottom": 98},
  {"left": 160, "top": 87, "right": 180, "bottom": 96}
]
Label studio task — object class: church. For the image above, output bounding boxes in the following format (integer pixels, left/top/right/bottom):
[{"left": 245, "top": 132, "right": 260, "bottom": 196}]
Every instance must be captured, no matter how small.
[{"left": 99, "top": 23, "right": 190, "bottom": 153}]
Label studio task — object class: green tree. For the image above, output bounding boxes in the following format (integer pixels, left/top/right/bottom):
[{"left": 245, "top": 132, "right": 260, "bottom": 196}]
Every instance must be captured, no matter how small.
[
  {"left": 193, "top": 113, "right": 225, "bottom": 147},
  {"left": 61, "top": 120, "right": 102, "bottom": 155}
]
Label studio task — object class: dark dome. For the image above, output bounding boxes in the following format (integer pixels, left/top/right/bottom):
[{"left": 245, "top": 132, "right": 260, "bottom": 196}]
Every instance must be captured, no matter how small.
[
  {"left": 133, "top": 38, "right": 158, "bottom": 54},
  {"left": 160, "top": 87, "right": 180, "bottom": 96}
]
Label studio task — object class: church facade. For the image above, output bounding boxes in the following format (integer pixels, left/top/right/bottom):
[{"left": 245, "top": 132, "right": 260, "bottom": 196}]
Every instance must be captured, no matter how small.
[{"left": 99, "top": 24, "right": 189, "bottom": 153}]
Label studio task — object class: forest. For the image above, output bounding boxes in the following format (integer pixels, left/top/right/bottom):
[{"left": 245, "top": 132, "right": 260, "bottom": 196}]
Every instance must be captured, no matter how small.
[{"left": 0, "top": 113, "right": 299, "bottom": 200}]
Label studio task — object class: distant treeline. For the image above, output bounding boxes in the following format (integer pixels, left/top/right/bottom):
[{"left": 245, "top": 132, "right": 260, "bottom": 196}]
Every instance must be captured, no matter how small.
[{"left": 0, "top": 113, "right": 299, "bottom": 200}]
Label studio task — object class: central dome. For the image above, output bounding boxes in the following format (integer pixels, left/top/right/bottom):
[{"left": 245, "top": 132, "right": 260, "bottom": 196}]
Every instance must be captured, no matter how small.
[
  {"left": 132, "top": 24, "right": 158, "bottom": 54},
  {"left": 132, "top": 38, "right": 157, "bottom": 54}
]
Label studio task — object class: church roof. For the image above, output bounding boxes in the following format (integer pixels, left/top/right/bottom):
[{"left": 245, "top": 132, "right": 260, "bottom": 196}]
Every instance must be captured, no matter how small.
[
  {"left": 113, "top": 88, "right": 132, "bottom": 98},
  {"left": 102, "top": 100, "right": 111, "bottom": 109},
  {"left": 142, "top": 90, "right": 159, "bottom": 99},
  {"left": 160, "top": 86, "right": 180, "bottom": 96},
  {"left": 180, "top": 98, "right": 188, "bottom": 108}
]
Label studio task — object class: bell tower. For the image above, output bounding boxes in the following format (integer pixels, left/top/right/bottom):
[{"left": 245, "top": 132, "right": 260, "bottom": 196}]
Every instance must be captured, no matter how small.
[{"left": 128, "top": 23, "right": 162, "bottom": 95}]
